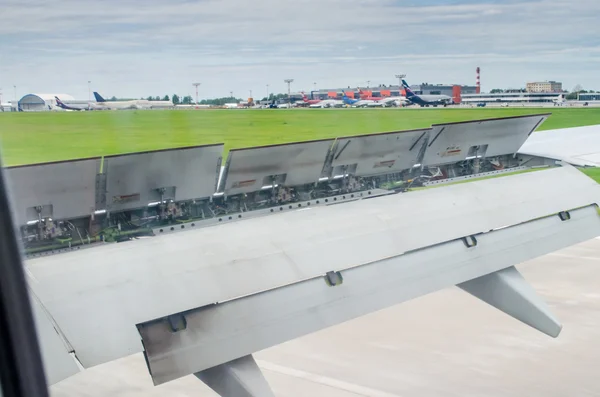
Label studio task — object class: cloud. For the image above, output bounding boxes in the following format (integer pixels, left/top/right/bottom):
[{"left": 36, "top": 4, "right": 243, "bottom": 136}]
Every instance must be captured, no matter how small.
[{"left": 0, "top": 0, "right": 599, "bottom": 98}]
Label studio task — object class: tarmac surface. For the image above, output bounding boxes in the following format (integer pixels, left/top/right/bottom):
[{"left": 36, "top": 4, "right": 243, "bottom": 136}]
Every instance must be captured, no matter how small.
[{"left": 50, "top": 238, "right": 600, "bottom": 397}]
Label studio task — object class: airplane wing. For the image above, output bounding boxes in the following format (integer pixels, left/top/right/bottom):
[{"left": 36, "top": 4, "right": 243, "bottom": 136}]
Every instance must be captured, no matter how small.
[
  {"left": 518, "top": 124, "right": 600, "bottom": 166},
  {"left": 26, "top": 163, "right": 600, "bottom": 387},
  {"left": 13, "top": 116, "right": 600, "bottom": 395}
]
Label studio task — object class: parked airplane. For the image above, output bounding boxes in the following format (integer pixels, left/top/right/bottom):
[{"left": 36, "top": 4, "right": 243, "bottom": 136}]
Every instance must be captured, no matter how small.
[
  {"left": 309, "top": 98, "right": 344, "bottom": 108},
  {"left": 93, "top": 92, "right": 173, "bottom": 110},
  {"left": 343, "top": 92, "right": 406, "bottom": 108},
  {"left": 277, "top": 102, "right": 294, "bottom": 108},
  {"left": 362, "top": 96, "right": 409, "bottom": 107},
  {"left": 380, "top": 97, "right": 410, "bottom": 107},
  {"left": 341, "top": 90, "right": 408, "bottom": 108},
  {"left": 300, "top": 92, "right": 322, "bottom": 105},
  {"left": 356, "top": 89, "right": 379, "bottom": 101},
  {"left": 93, "top": 92, "right": 144, "bottom": 110},
  {"left": 358, "top": 89, "right": 409, "bottom": 106},
  {"left": 55, "top": 97, "right": 91, "bottom": 111},
  {"left": 553, "top": 94, "right": 565, "bottom": 106},
  {"left": 148, "top": 99, "right": 176, "bottom": 109},
  {"left": 342, "top": 92, "right": 377, "bottom": 107},
  {"left": 402, "top": 80, "right": 452, "bottom": 107}
]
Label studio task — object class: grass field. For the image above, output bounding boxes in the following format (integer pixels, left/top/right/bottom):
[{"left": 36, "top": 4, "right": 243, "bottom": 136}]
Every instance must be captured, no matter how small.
[
  {"left": 0, "top": 107, "right": 599, "bottom": 166},
  {"left": 581, "top": 167, "right": 600, "bottom": 183}
]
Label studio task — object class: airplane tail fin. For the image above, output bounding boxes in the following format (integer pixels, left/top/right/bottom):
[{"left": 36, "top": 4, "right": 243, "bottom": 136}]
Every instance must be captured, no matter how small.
[
  {"left": 341, "top": 91, "right": 355, "bottom": 105},
  {"left": 93, "top": 92, "right": 106, "bottom": 102},
  {"left": 54, "top": 96, "right": 64, "bottom": 106},
  {"left": 401, "top": 80, "right": 416, "bottom": 98}
]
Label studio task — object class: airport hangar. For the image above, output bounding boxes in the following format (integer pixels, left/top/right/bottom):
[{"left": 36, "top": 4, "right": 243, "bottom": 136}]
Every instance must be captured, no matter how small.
[{"left": 17, "top": 94, "right": 73, "bottom": 111}]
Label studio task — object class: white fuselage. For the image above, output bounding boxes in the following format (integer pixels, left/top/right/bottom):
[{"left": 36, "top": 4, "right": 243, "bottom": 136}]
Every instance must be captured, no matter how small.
[
  {"left": 92, "top": 100, "right": 147, "bottom": 110},
  {"left": 309, "top": 99, "right": 344, "bottom": 108},
  {"left": 148, "top": 101, "right": 174, "bottom": 109},
  {"left": 553, "top": 95, "right": 565, "bottom": 106},
  {"left": 92, "top": 99, "right": 173, "bottom": 110},
  {"left": 378, "top": 97, "right": 409, "bottom": 106},
  {"left": 352, "top": 99, "right": 376, "bottom": 107},
  {"left": 354, "top": 97, "right": 410, "bottom": 107},
  {"left": 414, "top": 94, "right": 452, "bottom": 105}
]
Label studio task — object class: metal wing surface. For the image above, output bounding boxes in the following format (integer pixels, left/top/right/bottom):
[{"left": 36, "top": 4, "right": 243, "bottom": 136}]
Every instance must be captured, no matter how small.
[
  {"left": 518, "top": 124, "right": 600, "bottom": 166},
  {"left": 219, "top": 139, "right": 334, "bottom": 195},
  {"left": 26, "top": 164, "right": 600, "bottom": 377},
  {"left": 423, "top": 114, "right": 549, "bottom": 166}
]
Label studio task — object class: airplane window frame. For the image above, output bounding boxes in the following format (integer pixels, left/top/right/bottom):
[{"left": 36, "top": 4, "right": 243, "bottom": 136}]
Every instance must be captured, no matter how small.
[{"left": 0, "top": 164, "right": 50, "bottom": 397}]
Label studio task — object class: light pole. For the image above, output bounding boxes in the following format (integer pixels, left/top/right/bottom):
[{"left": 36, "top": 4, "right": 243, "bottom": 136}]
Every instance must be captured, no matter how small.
[
  {"left": 395, "top": 74, "right": 406, "bottom": 91},
  {"left": 367, "top": 80, "right": 370, "bottom": 88},
  {"left": 13, "top": 85, "right": 17, "bottom": 103},
  {"left": 266, "top": 84, "right": 269, "bottom": 100},
  {"left": 88, "top": 81, "right": 91, "bottom": 101},
  {"left": 230, "top": 91, "right": 233, "bottom": 99},
  {"left": 284, "top": 79, "right": 294, "bottom": 105},
  {"left": 193, "top": 83, "right": 201, "bottom": 105}
]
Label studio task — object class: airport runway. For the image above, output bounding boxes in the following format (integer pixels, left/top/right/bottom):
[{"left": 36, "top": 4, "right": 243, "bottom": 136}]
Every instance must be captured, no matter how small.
[{"left": 50, "top": 238, "right": 600, "bottom": 397}]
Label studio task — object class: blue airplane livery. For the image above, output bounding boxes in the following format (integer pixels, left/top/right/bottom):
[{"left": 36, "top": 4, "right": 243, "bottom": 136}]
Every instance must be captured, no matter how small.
[{"left": 402, "top": 80, "right": 452, "bottom": 107}]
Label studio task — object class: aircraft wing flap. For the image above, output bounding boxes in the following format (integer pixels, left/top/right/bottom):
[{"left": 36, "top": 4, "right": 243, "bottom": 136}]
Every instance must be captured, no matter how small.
[
  {"left": 138, "top": 203, "right": 600, "bottom": 385},
  {"left": 26, "top": 164, "right": 600, "bottom": 374}
]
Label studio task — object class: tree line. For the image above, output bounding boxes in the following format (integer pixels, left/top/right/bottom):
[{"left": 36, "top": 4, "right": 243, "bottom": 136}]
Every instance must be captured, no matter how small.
[
  {"left": 140, "top": 95, "right": 251, "bottom": 105},
  {"left": 198, "top": 96, "right": 243, "bottom": 106},
  {"left": 111, "top": 93, "right": 291, "bottom": 104},
  {"left": 142, "top": 95, "right": 195, "bottom": 104},
  {"left": 260, "top": 93, "right": 288, "bottom": 102}
]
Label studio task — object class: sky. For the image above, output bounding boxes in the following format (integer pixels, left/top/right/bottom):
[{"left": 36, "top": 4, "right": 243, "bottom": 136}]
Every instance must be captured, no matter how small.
[{"left": 0, "top": 0, "right": 599, "bottom": 100}]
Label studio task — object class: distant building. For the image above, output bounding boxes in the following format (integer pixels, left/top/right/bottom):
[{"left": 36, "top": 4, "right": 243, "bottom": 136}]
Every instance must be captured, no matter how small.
[
  {"left": 0, "top": 101, "right": 14, "bottom": 112},
  {"left": 408, "top": 83, "right": 477, "bottom": 97},
  {"left": 308, "top": 83, "right": 475, "bottom": 101},
  {"left": 309, "top": 85, "right": 406, "bottom": 100},
  {"left": 462, "top": 92, "right": 563, "bottom": 104},
  {"left": 526, "top": 81, "right": 562, "bottom": 93},
  {"left": 18, "top": 94, "right": 73, "bottom": 111},
  {"left": 578, "top": 93, "right": 600, "bottom": 101}
]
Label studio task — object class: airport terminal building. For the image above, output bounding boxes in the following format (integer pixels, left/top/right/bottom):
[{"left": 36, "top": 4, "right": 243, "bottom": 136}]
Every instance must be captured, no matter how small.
[
  {"left": 578, "top": 93, "right": 600, "bottom": 101},
  {"left": 461, "top": 92, "right": 564, "bottom": 104},
  {"left": 526, "top": 81, "right": 563, "bottom": 93},
  {"left": 307, "top": 85, "right": 405, "bottom": 100},
  {"left": 406, "top": 83, "right": 477, "bottom": 96},
  {"left": 306, "top": 83, "right": 476, "bottom": 101}
]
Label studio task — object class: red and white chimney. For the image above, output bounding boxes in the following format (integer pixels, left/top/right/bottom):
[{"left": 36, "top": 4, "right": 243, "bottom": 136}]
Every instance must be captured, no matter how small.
[{"left": 476, "top": 67, "right": 481, "bottom": 94}]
